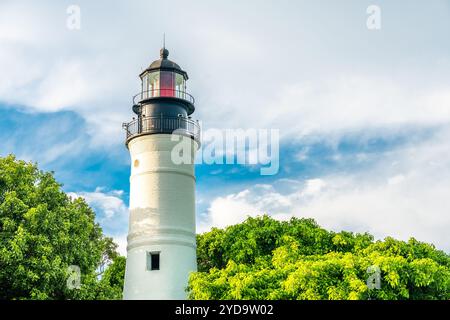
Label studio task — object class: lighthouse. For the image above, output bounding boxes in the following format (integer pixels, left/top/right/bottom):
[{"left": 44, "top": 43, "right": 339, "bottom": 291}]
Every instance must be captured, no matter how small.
[{"left": 122, "top": 48, "right": 200, "bottom": 300}]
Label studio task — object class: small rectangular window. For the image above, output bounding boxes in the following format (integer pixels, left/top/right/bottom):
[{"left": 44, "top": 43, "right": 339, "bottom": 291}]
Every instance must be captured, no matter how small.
[{"left": 147, "top": 252, "right": 160, "bottom": 271}]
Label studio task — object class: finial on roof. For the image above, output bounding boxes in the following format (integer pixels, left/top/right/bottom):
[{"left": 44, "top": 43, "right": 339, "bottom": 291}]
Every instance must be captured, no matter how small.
[
  {"left": 160, "top": 47, "right": 169, "bottom": 59},
  {"left": 160, "top": 33, "right": 169, "bottom": 59}
]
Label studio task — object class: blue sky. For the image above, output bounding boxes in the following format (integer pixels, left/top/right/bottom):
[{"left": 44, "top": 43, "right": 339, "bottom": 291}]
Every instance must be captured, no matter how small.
[{"left": 1, "top": 0, "right": 449, "bottom": 254}]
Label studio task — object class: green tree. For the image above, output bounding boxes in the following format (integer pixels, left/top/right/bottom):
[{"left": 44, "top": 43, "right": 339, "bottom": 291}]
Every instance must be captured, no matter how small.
[
  {"left": 189, "top": 216, "right": 450, "bottom": 300},
  {"left": 97, "top": 256, "right": 126, "bottom": 299},
  {"left": 0, "top": 155, "right": 124, "bottom": 299}
]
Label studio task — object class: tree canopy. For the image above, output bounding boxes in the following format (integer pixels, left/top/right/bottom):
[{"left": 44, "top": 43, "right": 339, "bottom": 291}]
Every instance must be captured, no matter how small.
[
  {"left": 0, "top": 155, "right": 123, "bottom": 299},
  {"left": 2, "top": 154, "right": 448, "bottom": 300},
  {"left": 189, "top": 215, "right": 450, "bottom": 300}
]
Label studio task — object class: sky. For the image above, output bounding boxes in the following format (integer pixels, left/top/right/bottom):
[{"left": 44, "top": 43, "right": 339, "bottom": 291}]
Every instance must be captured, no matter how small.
[{"left": 0, "top": 0, "right": 449, "bottom": 255}]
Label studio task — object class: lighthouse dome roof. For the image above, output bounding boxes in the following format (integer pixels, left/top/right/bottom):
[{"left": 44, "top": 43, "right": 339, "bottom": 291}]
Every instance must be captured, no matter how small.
[{"left": 140, "top": 48, "right": 188, "bottom": 79}]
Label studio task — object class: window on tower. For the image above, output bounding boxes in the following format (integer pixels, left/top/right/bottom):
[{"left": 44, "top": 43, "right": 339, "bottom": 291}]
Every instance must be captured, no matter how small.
[{"left": 147, "top": 251, "right": 160, "bottom": 271}]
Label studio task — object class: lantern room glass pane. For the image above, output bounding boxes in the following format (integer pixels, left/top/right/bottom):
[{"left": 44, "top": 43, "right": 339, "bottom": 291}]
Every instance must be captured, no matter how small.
[
  {"left": 160, "top": 71, "right": 175, "bottom": 97},
  {"left": 148, "top": 71, "right": 159, "bottom": 97},
  {"left": 175, "top": 73, "right": 185, "bottom": 99},
  {"left": 142, "top": 75, "right": 148, "bottom": 99}
]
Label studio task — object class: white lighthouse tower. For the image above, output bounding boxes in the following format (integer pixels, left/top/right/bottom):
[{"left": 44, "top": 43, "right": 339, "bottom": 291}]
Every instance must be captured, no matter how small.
[{"left": 122, "top": 48, "right": 200, "bottom": 300}]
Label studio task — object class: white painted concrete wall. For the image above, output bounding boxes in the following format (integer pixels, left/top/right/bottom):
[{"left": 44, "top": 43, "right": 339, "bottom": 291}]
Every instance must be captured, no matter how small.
[{"left": 123, "top": 134, "right": 198, "bottom": 300}]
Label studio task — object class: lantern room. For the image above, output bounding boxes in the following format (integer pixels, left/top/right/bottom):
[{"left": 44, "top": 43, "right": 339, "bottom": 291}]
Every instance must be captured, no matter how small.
[
  {"left": 124, "top": 47, "right": 198, "bottom": 145},
  {"left": 139, "top": 48, "right": 189, "bottom": 100}
]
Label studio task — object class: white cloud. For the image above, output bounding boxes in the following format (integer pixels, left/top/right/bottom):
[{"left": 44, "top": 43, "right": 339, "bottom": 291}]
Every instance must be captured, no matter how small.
[
  {"left": 295, "top": 147, "right": 310, "bottom": 162},
  {"left": 0, "top": 2, "right": 136, "bottom": 146},
  {"left": 198, "top": 195, "right": 259, "bottom": 233},
  {"left": 70, "top": 187, "right": 128, "bottom": 220},
  {"left": 1, "top": 1, "right": 449, "bottom": 148},
  {"left": 387, "top": 174, "right": 405, "bottom": 186},
  {"left": 1, "top": 1, "right": 449, "bottom": 254},
  {"left": 301, "top": 179, "right": 326, "bottom": 197},
  {"left": 200, "top": 127, "right": 450, "bottom": 252},
  {"left": 68, "top": 187, "right": 129, "bottom": 255},
  {"left": 259, "top": 76, "right": 450, "bottom": 141},
  {"left": 111, "top": 234, "right": 128, "bottom": 257},
  {"left": 198, "top": 183, "right": 294, "bottom": 233}
]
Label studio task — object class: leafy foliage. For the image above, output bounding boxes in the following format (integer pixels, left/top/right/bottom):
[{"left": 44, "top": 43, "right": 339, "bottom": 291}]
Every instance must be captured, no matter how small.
[
  {"left": 0, "top": 155, "right": 124, "bottom": 299},
  {"left": 3, "top": 155, "right": 448, "bottom": 300},
  {"left": 189, "top": 216, "right": 450, "bottom": 300}
]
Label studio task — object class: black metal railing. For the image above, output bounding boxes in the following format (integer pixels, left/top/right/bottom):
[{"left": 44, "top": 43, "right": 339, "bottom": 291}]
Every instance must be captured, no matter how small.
[
  {"left": 133, "top": 89, "right": 195, "bottom": 105},
  {"left": 122, "top": 115, "right": 200, "bottom": 144}
]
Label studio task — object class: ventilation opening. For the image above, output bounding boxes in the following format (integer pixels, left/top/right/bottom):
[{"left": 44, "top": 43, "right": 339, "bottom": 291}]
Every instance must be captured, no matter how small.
[{"left": 147, "top": 252, "right": 160, "bottom": 271}]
